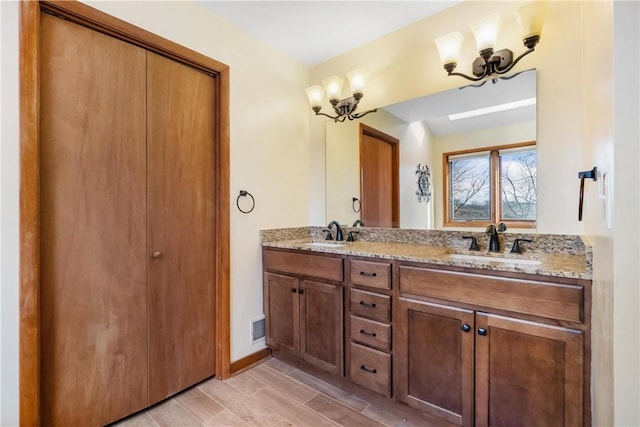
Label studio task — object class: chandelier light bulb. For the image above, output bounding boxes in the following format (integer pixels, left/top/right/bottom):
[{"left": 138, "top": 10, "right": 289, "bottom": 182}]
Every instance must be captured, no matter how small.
[
  {"left": 471, "top": 13, "right": 502, "bottom": 53},
  {"left": 515, "top": 2, "right": 546, "bottom": 45},
  {"left": 305, "top": 85, "right": 325, "bottom": 109},
  {"left": 322, "top": 76, "right": 345, "bottom": 102},
  {"left": 435, "top": 31, "right": 464, "bottom": 67},
  {"left": 347, "top": 69, "right": 369, "bottom": 97}
]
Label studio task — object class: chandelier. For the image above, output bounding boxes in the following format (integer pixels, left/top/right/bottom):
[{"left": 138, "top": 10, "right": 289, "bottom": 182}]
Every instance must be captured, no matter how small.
[
  {"left": 305, "top": 69, "right": 377, "bottom": 122},
  {"left": 435, "top": 2, "right": 545, "bottom": 82}
]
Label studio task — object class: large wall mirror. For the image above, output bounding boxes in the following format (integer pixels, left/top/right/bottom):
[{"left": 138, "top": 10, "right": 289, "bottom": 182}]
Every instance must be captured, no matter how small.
[{"left": 325, "top": 68, "right": 536, "bottom": 230}]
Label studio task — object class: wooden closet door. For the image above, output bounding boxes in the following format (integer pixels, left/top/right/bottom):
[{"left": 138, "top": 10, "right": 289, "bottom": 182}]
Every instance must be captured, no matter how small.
[
  {"left": 40, "top": 14, "right": 148, "bottom": 426},
  {"left": 147, "top": 52, "right": 217, "bottom": 404}
]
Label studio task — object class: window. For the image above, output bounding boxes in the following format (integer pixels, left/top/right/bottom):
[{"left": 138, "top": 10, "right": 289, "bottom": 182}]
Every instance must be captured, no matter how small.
[{"left": 444, "top": 142, "right": 536, "bottom": 228}]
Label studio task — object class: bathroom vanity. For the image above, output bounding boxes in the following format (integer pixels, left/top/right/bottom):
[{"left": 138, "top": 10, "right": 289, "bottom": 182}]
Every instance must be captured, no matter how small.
[{"left": 261, "top": 227, "right": 592, "bottom": 427}]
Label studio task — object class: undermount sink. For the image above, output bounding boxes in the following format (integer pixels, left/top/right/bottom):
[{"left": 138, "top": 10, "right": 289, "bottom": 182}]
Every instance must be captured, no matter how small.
[
  {"left": 304, "top": 242, "right": 346, "bottom": 248},
  {"left": 448, "top": 253, "right": 542, "bottom": 266}
]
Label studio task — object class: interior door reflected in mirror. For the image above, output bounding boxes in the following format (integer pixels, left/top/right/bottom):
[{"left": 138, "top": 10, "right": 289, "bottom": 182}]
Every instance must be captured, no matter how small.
[{"left": 325, "top": 69, "right": 536, "bottom": 230}]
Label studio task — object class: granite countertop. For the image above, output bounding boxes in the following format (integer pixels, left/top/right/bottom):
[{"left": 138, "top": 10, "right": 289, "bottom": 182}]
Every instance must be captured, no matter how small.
[{"left": 261, "top": 227, "right": 593, "bottom": 281}]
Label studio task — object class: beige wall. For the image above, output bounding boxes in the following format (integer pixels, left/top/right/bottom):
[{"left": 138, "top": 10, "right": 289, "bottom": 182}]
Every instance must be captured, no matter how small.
[
  {"left": 580, "top": 1, "right": 640, "bottom": 425},
  {"left": 581, "top": 1, "right": 615, "bottom": 424},
  {"left": 611, "top": 2, "right": 640, "bottom": 423},
  {"left": 0, "top": 1, "right": 19, "bottom": 423}
]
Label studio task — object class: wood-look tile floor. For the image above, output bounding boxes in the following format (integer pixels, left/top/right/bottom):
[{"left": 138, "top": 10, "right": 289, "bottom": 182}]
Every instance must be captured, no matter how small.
[{"left": 112, "top": 357, "right": 453, "bottom": 427}]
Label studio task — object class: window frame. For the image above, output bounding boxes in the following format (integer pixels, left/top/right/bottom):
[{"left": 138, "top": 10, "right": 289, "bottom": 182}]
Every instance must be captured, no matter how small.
[{"left": 443, "top": 141, "right": 536, "bottom": 229}]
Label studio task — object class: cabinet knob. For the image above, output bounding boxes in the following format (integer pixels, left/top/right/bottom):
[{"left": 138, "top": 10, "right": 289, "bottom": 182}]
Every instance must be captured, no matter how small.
[
  {"left": 478, "top": 328, "right": 487, "bottom": 336},
  {"left": 151, "top": 251, "right": 162, "bottom": 259},
  {"left": 291, "top": 288, "right": 297, "bottom": 293},
  {"left": 461, "top": 324, "right": 471, "bottom": 333}
]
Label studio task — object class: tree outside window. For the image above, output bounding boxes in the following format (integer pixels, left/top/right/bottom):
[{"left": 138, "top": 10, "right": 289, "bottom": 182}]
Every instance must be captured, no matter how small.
[{"left": 444, "top": 142, "right": 536, "bottom": 228}]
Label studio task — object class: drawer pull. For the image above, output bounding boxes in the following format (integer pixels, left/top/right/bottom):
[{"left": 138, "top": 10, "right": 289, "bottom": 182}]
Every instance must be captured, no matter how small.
[
  {"left": 359, "top": 300, "right": 377, "bottom": 308},
  {"left": 359, "top": 329, "right": 377, "bottom": 338},
  {"left": 478, "top": 328, "right": 488, "bottom": 336},
  {"left": 360, "top": 365, "right": 377, "bottom": 374},
  {"left": 359, "top": 271, "right": 377, "bottom": 277},
  {"left": 461, "top": 324, "right": 471, "bottom": 333}
]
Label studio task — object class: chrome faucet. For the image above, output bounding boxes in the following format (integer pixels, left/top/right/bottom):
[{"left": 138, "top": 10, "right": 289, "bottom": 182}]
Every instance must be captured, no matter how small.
[
  {"left": 326, "top": 221, "right": 344, "bottom": 241},
  {"left": 486, "top": 222, "right": 507, "bottom": 252}
]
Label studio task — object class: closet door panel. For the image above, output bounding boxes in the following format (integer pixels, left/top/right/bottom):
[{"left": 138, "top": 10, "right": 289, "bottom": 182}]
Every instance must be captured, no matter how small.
[
  {"left": 147, "top": 52, "right": 217, "bottom": 403},
  {"left": 40, "top": 14, "right": 148, "bottom": 426}
]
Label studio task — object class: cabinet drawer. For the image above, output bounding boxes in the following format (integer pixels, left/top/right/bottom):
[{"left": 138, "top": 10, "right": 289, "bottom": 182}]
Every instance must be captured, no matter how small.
[
  {"left": 350, "top": 316, "right": 391, "bottom": 352},
  {"left": 349, "top": 343, "right": 391, "bottom": 396},
  {"left": 399, "top": 266, "right": 584, "bottom": 323},
  {"left": 349, "top": 259, "right": 391, "bottom": 290},
  {"left": 350, "top": 289, "right": 391, "bottom": 322},
  {"left": 263, "top": 248, "right": 343, "bottom": 282}
]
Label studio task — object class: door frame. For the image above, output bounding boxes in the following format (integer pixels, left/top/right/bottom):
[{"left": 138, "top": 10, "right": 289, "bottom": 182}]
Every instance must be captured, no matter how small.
[
  {"left": 359, "top": 123, "right": 400, "bottom": 228},
  {"left": 19, "top": 1, "right": 231, "bottom": 424}
]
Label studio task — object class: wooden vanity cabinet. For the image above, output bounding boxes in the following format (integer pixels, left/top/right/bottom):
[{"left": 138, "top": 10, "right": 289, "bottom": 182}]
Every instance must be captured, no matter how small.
[
  {"left": 395, "top": 264, "right": 590, "bottom": 427},
  {"left": 474, "top": 313, "right": 584, "bottom": 427},
  {"left": 263, "top": 248, "right": 344, "bottom": 376},
  {"left": 347, "top": 257, "right": 393, "bottom": 396},
  {"left": 396, "top": 298, "right": 474, "bottom": 426}
]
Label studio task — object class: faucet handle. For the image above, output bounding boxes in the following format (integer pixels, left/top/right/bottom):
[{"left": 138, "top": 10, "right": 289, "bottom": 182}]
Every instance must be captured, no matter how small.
[
  {"left": 347, "top": 231, "right": 360, "bottom": 242},
  {"left": 462, "top": 236, "right": 480, "bottom": 251},
  {"left": 497, "top": 222, "right": 507, "bottom": 232},
  {"left": 323, "top": 229, "right": 333, "bottom": 240},
  {"left": 510, "top": 238, "right": 533, "bottom": 254}
]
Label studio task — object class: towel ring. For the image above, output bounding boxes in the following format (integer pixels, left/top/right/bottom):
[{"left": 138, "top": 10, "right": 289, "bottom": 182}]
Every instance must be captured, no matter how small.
[
  {"left": 352, "top": 197, "right": 361, "bottom": 213},
  {"left": 236, "top": 190, "right": 255, "bottom": 214}
]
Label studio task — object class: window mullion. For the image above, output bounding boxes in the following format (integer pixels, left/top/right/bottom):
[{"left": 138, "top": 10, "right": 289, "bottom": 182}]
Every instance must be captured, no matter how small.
[{"left": 490, "top": 150, "right": 500, "bottom": 225}]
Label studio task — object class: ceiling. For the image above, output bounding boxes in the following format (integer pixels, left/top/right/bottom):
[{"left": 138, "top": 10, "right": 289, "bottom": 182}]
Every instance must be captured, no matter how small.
[{"left": 195, "top": 1, "right": 461, "bottom": 66}]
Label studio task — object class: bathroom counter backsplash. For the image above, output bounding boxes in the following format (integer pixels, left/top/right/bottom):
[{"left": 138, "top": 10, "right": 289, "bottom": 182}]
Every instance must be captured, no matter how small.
[{"left": 260, "top": 226, "right": 592, "bottom": 280}]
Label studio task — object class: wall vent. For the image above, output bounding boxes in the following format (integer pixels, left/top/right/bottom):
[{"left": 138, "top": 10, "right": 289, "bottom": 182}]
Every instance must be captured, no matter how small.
[{"left": 250, "top": 316, "right": 265, "bottom": 344}]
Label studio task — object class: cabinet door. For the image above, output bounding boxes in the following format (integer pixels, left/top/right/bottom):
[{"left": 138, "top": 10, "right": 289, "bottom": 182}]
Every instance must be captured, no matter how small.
[
  {"left": 147, "top": 51, "right": 217, "bottom": 404},
  {"left": 264, "top": 273, "right": 300, "bottom": 355},
  {"left": 40, "top": 14, "right": 148, "bottom": 426},
  {"left": 475, "top": 313, "right": 584, "bottom": 427},
  {"left": 396, "top": 298, "right": 475, "bottom": 427},
  {"left": 299, "top": 280, "right": 344, "bottom": 376}
]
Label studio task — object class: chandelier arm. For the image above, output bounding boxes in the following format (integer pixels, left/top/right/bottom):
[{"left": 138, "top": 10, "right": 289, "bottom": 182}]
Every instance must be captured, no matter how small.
[
  {"left": 348, "top": 99, "right": 361, "bottom": 115},
  {"left": 447, "top": 71, "right": 486, "bottom": 82},
  {"left": 494, "top": 48, "right": 535, "bottom": 75},
  {"left": 314, "top": 111, "right": 340, "bottom": 120},
  {"left": 350, "top": 109, "right": 378, "bottom": 120}
]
